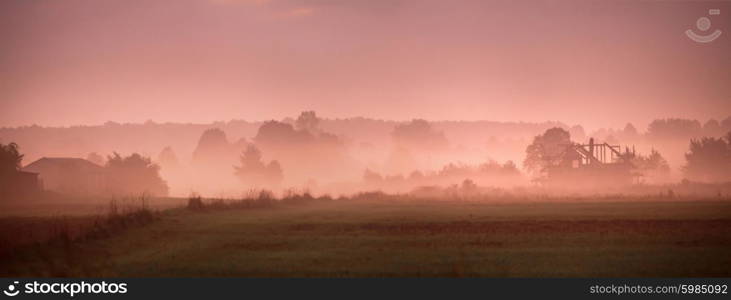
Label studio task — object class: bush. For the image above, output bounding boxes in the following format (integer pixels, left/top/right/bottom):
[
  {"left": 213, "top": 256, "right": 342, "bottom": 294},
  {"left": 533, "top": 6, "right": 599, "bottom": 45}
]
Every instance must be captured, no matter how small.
[{"left": 187, "top": 193, "right": 204, "bottom": 211}]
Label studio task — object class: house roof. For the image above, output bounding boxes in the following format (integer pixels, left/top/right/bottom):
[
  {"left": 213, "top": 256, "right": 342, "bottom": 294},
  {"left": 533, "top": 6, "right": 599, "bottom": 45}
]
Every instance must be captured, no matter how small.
[{"left": 23, "top": 157, "right": 104, "bottom": 173}]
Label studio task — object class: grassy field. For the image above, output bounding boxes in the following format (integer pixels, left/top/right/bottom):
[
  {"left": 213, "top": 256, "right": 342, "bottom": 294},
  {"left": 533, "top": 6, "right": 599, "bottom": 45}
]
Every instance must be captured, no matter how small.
[{"left": 2, "top": 198, "right": 731, "bottom": 277}]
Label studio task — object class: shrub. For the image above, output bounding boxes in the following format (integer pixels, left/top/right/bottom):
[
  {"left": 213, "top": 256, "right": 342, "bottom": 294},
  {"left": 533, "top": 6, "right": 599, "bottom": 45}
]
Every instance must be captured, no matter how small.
[{"left": 187, "top": 193, "right": 204, "bottom": 211}]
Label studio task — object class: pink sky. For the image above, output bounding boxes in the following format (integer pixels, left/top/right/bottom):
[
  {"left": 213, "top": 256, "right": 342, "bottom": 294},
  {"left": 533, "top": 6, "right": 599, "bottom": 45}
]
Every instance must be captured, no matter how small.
[{"left": 1, "top": 0, "right": 729, "bottom": 131}]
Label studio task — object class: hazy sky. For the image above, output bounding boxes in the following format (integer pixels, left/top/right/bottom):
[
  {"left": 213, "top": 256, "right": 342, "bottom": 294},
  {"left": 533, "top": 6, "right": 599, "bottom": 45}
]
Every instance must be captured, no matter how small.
[{"left": 1, "top": 0, "right": 729, "bottom": 131}]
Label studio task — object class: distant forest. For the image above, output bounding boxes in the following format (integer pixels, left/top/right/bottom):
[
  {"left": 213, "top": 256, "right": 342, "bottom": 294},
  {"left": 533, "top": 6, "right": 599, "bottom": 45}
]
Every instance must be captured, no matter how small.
[
  {"left": 1, "top": 114, "right": 730, "bottom": 196},
  {"left": 0, "top": 117, "right": 574, "bottom": 165},
  {"left": 2, "top": 116, "right": 729, "bottom": 165}
]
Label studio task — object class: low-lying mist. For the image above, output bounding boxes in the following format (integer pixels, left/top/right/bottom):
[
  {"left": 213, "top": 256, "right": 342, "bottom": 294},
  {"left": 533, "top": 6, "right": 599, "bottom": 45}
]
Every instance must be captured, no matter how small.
[{"left": 2, "top": 112, "right": 731, "bottom": 200}]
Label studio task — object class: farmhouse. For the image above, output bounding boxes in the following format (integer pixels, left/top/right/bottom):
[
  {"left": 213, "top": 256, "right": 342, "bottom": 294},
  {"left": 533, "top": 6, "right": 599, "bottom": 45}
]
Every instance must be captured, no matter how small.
[{"left": 22, "top": 157, "right": 105, "bottom": 196}]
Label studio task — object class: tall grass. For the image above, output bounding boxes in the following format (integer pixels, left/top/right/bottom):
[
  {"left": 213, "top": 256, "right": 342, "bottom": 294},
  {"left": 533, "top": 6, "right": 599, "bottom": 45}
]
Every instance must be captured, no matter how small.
[
  {"left": 0, "top": 195, "right": 159, "bottom": 276},
  {"left": 184, "top": 186, "right": 731, "bottom": 213},
  {"left": 186, "top": 189, "right": 333, "bottom": 211}
]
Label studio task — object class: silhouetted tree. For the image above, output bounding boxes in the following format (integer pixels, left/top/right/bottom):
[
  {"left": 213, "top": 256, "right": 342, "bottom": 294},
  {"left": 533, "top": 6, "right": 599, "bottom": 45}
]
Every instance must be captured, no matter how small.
[
  {"left": 683, "top": 133, "right": 731, "bottom": 182},
  {"left": 523, "top": 127, "right": 571, "bottom": 174},
  {"left": 640, "top": 149, "right": 670, "bottom": 172},
  {"left": 105, "top": 153, "right": 169, "bottom": 196},
  {"left": 0, "top": 143, "right": 24, "bottom": 197},
  {"left": 633, "top": 149, "right": 671, "bottom": 182},
  {"left": 499, "top": 160, "right": 521, "bottom": 176},
  {"left": 295, "top": 110, "right": 320, "bottom": 133},
  {"left": 237, "top": 144, "right": 263, "bottom": 170},
  {"left": 0, "top": 143, "right": 23, "bottom": 175},
  {"left": 621, "top": 123, "right": 639, "bottom": 142},
  {"left": 192, "top": 128, "right": 231, "bottom": 165},
  {"left": 255, "top": 121, "right": 313, "bottom": 146},
  {"left": 460, "top": 178, "right": 478, "bottom": 194},
  {"left": 391, "top": 119, "right": 448, "bottom": 151},
  {"left": 252, "top": 119, "right": 348, "bottom": 185},
  {"left": 234, "top": 145, "right": 283, "bottom": 188},
  {"left": 157, "top": 146, "right": 179, "bottom": 169},
  {"left": 647, "top": 118, "right": 702, "bottom": 141},
  {"left": 569, "top": 125, "right": 586, "bottom": 142}
]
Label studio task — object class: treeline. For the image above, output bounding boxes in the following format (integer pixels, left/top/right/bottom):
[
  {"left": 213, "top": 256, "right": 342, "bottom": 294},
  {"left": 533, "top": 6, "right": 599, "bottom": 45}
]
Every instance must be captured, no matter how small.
[
  {"left": 0, "top": 116, "right": 570, "bottom": 165},
  {"left": 363, "top": 160, "right": 523, "bottom": 193},
  {"left": 2, "top": 114, "right": 728, "bottom": 174}
]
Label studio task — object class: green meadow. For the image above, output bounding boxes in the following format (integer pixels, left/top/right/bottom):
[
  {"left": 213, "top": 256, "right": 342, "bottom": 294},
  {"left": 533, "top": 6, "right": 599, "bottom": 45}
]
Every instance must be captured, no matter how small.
[{"left": 2, "top": 198, "right": 731, "bottom": 277}]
